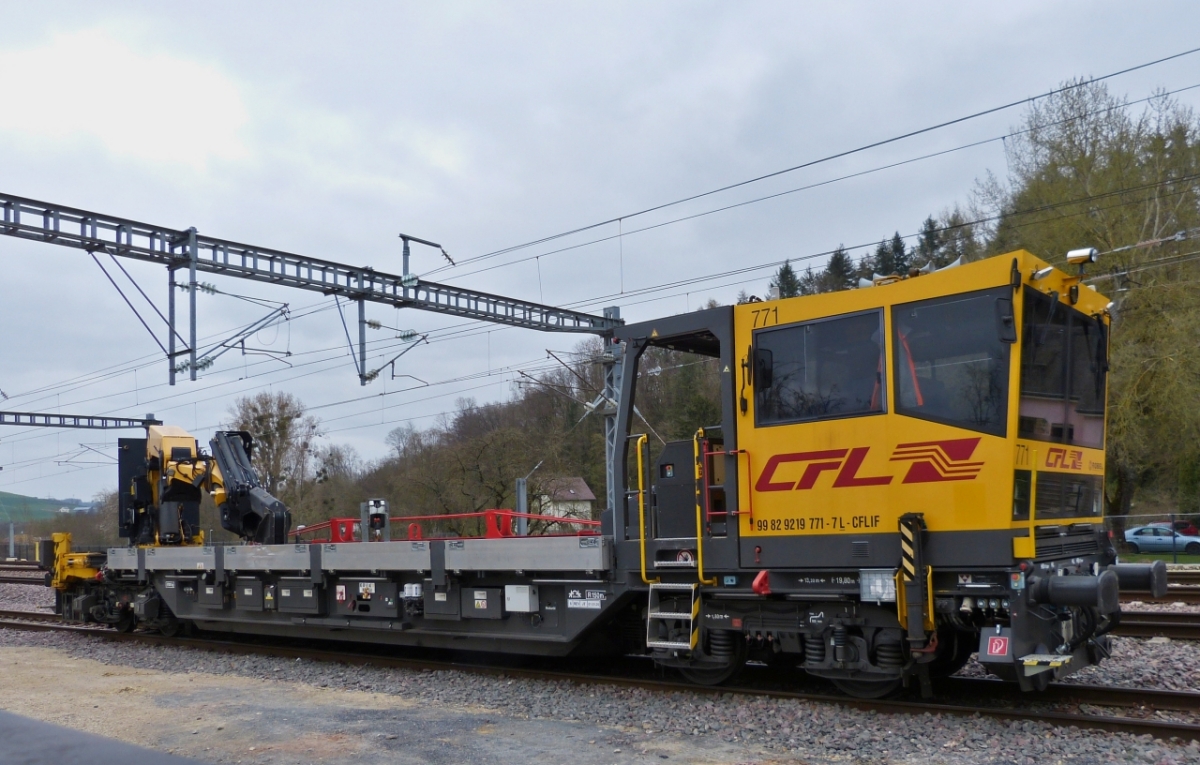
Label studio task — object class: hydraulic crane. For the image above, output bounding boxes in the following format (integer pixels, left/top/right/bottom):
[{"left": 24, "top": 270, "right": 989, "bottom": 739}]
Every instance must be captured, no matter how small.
[
  {"left": 123, "top": 425, "right": 289, "bottom": 546},
  {"left": 0, "top": 411, "right": 288, "bottom": 546}
]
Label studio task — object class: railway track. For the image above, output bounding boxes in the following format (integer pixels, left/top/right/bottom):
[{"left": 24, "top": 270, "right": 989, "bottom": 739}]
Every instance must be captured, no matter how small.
[
  {"left": 1, "top": 609, "right": 1197, "bottom": 743},
  {"left": 1117, "top": 610, "right": 1200, "bottom": 639},
  {"left": 0, "top": 575, "right": 46, "bottom": 585}
]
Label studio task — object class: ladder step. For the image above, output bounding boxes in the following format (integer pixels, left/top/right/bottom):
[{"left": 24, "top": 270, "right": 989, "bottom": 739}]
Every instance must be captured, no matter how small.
[
  {"left": 649, "top": 582, "right": 698, "bottom": 591},
  {"left": 646, "top": 640, "right": 693, "bottom": 650},
  {"left": 648, "top": 611, "right": 693, "bottom": 620},
  {"left": 1019, "top": 653, "right": 1071, "bottom": 668},
  {"left": 653, "top": 560, "right": 697, "bottom": 568}
]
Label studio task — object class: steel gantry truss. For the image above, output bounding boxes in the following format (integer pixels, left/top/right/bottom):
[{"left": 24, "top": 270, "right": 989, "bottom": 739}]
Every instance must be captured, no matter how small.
[
  {"left": 0, "top": 193, "right": 628, "bottom": 517},
  {"left": 0, "top": 411, "right": 161, "bottom": 429},
  {"left": 0, "top": 193, "right": 623, "bottom": 384}
]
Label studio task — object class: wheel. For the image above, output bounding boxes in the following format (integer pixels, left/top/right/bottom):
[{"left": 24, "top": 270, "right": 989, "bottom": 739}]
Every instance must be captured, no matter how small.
[
  {"left": 678, "top": 630, "right": 747, "bottom": 686},
  {"left": 1127, "top": 543, "right": 1139, "bottom": 554},
  {"left": 1185, "top": 543, "right": 1200, "bottom": 555},
  {"left": 830, "top": 677, "right": 903, "bottom": 699},
  {"left": 928, "top": 629, "right": 975, "bottom": 679},
  {"left": 157, "top": 617, "right": 182, "bottom": 637},
  {"left": 115, "top": 612, "right": 136, "bottom": 633},
  {"left": 679, "top": 660, "right": 746, "bottom": 686}
]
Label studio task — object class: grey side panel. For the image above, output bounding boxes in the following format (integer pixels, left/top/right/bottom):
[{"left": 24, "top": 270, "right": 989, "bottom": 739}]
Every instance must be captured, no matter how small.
[
  {"left": 222, "top": 544, "right": 310, "bottom": 571},
  {"left": 111, "top": 537, "right": 608, "bottom": 598},
  {"left": 739, "top": 529, "right": 1019, "bottom": 569},
  {"left": 322, "top": 541, "right": 431, "bottom": 571},
  {"left": 109, "top": 546, "right": 216, "bottom": 572},
  {"left": 926, "top": 529, "right": 1020, "bottom": 566},
  {"left": 443, "top": 536, "right": 610, "bottom": 572}
]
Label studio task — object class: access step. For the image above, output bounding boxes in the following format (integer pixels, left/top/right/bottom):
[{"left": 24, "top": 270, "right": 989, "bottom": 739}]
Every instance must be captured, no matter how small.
[
  {"left": 1020, "top": 653, "right": 1071, "bottom": 676},
  {"left": 646, "top": 582, "right": 699, "bottom": 651}
]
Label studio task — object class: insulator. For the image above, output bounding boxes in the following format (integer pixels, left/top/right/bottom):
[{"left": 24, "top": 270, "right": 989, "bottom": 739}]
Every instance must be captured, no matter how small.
[{"left": 876, "top": 642, "right": 904, "bottom": 669}]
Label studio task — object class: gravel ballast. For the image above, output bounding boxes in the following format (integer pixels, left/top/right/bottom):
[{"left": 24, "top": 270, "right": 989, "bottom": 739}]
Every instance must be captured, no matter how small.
[
  {"left": 0, "top": 582, "right": 54, "bottom": 611},
  {"left": 1, "top": 627, "right": 1197, "bottom": 764},
  {"left": 956, "top": 635, "right": 1200, "bottom": 693}
]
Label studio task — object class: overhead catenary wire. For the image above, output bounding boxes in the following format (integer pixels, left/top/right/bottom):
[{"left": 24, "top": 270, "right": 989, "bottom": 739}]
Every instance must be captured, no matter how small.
[
  {"left": 425, "top": 46, "right": 1200, "bottom": 277},
  {"left": 436, "top": 81, "right": 1200, "bottom": 284}
]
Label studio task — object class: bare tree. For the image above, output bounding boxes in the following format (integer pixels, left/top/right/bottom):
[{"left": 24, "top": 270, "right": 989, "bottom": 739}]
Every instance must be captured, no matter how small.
[{"left": 226, "top": 392, "right": 320, "bottom": 508}]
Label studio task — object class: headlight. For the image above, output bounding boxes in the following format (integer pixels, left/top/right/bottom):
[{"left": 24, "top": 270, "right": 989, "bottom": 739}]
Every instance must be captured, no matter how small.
[{"left": 859, "top": 569, "right": 896, "bottom": 602}]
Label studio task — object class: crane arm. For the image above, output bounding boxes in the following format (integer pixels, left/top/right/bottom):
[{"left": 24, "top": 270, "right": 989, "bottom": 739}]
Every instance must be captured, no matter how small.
[{"left": 208, "top": 431, "right": 291, "bottom": 545}]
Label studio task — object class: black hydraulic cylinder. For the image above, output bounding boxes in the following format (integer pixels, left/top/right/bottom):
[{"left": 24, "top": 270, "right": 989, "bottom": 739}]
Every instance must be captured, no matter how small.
[
  {"left": 1029, "top": 570, "right": 1119, "bottom": 614},
  {"left": 1107, "top": 561, "right": 1168, "bottom": 599}
]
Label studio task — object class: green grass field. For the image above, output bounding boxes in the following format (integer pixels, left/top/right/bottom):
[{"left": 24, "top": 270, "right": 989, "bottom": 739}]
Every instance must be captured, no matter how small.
[{"left": 0, "top": 491, "right": 66, "bottom": 521}]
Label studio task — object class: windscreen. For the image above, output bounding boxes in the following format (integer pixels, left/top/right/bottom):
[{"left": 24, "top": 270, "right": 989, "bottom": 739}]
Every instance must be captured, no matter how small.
[
  {"left": 892, "top": 287, "right": 1012, "bottom": 436},
  {"left": 1019, "top": 287, "right": 1107, "bottom": 449}
]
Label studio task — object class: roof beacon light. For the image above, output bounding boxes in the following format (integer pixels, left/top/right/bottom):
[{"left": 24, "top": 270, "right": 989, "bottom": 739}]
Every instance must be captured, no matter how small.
[
  {"left": 1066, "top": 247, "right": 1099, "bottom": 265},
  {"left": 1032, "top": 266, "right": 1055, "bottom": 281}
]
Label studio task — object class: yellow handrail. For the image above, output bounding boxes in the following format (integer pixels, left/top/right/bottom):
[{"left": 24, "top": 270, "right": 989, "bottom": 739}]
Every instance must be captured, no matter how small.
[
  {"left": 693, "top": 428, "right": 717, "bottom": 586},
  {"left": 1028, "top": 449, "right": 1038, "bottom": 535},
  {"left": 635, "top": 434, "right": 659, "bottom": 584},
  {"left": 1014, "top": 449, "right": 1039, "bottom": 559}
]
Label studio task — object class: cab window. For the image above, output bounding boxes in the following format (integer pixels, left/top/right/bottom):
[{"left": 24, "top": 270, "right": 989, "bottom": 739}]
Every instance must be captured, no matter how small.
[
  {"left": 1018, "top": 287, "right": 1107, "bottom": 449},
  {"left": 893, "top": 287, "right": 1012, "bottom": 436},
  {"left": 754, "top": 310, "right": 885, "bottom": 426}
]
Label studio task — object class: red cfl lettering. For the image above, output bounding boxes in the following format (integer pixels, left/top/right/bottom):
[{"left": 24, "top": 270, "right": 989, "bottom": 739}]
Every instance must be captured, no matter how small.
[
  {"left": 1046, "top": 447, "right": 1083, "bottom": 470},
  {"left": 755, "top": 447, "right": 892, "bottom": 492}
]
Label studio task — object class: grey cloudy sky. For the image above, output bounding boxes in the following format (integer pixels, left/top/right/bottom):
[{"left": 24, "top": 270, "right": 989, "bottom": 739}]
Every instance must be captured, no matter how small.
[{"left": 2, "top": 1, "right": 1199, "bottom": 502}]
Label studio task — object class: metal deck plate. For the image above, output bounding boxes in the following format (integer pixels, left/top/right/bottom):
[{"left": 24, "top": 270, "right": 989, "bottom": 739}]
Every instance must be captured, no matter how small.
[{"left": 444, "top": 536, "right": 609, "bottom": 572}]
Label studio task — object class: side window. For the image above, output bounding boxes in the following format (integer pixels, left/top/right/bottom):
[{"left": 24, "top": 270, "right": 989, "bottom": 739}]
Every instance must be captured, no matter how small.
[
  {"left": 754, "top": 310, "right": 884, "bottom": 426},
  {"left": 893, "top": 287, "right": 1012, "bottom": 436}
]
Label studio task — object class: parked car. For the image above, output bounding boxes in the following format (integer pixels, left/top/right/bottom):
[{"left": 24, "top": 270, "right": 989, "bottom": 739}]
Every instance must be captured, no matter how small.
[
  {"left": 1148, "top": 520, "right": 1200, "bottom": 536},
  {"left": 1125, "top": 526, "right": 1200, "bottom": 554}
]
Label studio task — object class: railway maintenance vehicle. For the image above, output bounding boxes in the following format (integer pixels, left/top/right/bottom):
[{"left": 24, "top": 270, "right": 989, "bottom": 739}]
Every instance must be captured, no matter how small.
[{"left": 41, "top": 247, "right": 1166, "bottom": 699}]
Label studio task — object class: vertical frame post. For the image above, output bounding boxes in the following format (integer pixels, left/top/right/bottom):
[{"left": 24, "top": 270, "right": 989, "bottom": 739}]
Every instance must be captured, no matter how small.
[
  {"left": 188, "top": 228, "right": 198, "bottom": 381},
  {"left": 602, "top": 306, "right": 623, "bottom": 518},
  {"left": 357, "top": 271, "right": 368, "bottom": 386},
  {"left": 516, "top": 477, "right": 529, "bottom": 536},
  {"left": 168, "top": 264, "right": 177, "bottom": 386}
]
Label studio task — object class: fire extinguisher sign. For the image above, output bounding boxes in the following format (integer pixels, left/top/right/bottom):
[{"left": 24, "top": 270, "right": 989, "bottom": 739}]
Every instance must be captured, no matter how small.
[{"left": 986, "top": 636, "right": 1009, "bottom": 656}]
